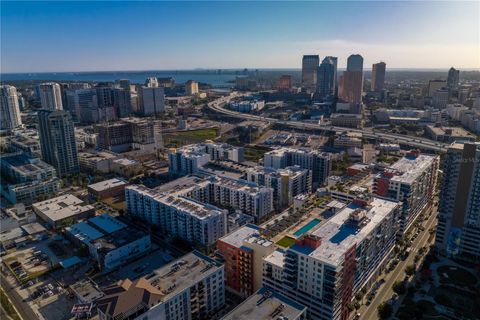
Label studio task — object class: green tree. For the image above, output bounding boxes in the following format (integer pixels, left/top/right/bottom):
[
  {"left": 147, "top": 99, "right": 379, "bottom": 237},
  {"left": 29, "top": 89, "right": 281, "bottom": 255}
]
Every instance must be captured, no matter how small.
[
  {"left": 405, "top": 264, "right": 416, "bottom": 276},
  {"left": 377, "top": 302, "right": 393, "bottom": 320},
  {"left": 392, "top": 280, "right": 406, "bottom": 295}
]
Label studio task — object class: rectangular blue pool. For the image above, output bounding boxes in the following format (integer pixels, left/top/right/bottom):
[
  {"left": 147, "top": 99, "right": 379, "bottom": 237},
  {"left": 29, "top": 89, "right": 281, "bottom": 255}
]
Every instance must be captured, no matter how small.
[{"left": 293, "top": 218, "right": 321, "bottom": 237}]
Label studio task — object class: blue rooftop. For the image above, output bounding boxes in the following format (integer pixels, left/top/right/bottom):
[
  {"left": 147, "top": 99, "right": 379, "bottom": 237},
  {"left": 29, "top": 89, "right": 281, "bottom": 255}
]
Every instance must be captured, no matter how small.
[
  {"left": 89, "top": 214, "right": 126, "bottom": 234},
  {"left": 60, "top": 256, "right": 82, "bottom": 268}
]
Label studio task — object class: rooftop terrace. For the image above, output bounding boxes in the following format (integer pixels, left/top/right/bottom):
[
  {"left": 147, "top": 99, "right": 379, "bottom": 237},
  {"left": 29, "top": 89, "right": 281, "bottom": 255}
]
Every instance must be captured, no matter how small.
[
  {"left": 291, "top": 197, "right": 399, "bottom": 266},
  {"left": 222, "top": 287, "right": 306, "bottom": 320},
  {"left": 97, "top": 251, "right": 222, "bottom": 319},
  {"left": 219, "top": 224, "right": 260, "bottom": 248},
  {"left": 388, "top": 154, "right": 437, "bottom": 184}
]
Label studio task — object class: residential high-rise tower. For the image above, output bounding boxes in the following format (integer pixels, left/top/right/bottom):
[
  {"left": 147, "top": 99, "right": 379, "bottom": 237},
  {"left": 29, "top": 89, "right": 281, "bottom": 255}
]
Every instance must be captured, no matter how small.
[
  {"left": 37, "top": 109, "right": 79, "bottom": 177},
  {"left": 38, "top": 82, "right": 63, "bottom": 110},
  {"left": 436, "top": 142, "right": 480, "bottom": 262},
  {"left": 0, "top": 85, "right": 22, "bottom": 130}
]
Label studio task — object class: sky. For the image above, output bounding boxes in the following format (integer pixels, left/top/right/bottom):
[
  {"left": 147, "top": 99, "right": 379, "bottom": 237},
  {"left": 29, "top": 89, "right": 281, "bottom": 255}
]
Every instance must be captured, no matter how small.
[{"left": 1, "top": 1, "right": 479, "bottom": 73}]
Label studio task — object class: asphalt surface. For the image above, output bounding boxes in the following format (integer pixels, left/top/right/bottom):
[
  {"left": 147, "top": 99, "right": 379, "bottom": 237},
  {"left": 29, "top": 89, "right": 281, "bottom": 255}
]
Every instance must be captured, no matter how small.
[
  {"left": 207, "top": 95, "right": 448, "bottom": 152},
  {"left": 1, "top": 271, "right": 37, "bottom": 320},
  {"left": 360, "top": 204, "right": 438, "bottom": 320}
]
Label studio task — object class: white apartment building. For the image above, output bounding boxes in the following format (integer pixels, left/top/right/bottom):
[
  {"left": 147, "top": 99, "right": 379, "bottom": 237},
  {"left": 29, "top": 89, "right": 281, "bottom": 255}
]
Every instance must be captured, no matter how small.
[
  {"left": 169, "top": 142, "right": 244, "bottom": 175},
  {"left": 186, "top": 176, "right": 274, "bottom": 221},
  {"left": 0, "top": 85, "right": 22, "bottom": 131},
  {"left": 0, "top": 152, "right": 61, "bottom": 205},
  {"left": 97, "top": 251, "right": 225, "bottom": 320},
  {"left": 169, "top": 145, "right": 211, "bottom": 175},
  {"left": 37, "top": 82, "right": 63, "bottom": 110},
  {"left": 246, "top": 165, "right": 312, "bottom": 210},
  {"left": 263, "top": 197, "right": 401, "bottom": 320},
  {"left": 126, "top": 180, "right": 228, "bottom": 249},
  {"left": 264, "top": 147, "right": 331, "bottom": 188},
  {"left": 373, "top": 150, "right": 439, "bottom": 235}
]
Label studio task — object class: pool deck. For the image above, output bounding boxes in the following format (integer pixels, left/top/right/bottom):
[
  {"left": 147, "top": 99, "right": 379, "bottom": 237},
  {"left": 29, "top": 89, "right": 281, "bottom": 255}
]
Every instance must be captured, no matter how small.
[{"left": 271, "top": 207, "right": 328, "bottom": 242}]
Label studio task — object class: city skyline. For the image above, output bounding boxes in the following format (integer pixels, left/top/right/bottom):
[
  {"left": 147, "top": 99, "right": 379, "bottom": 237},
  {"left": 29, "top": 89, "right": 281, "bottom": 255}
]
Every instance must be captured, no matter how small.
[{"left": 1, "top": 1, "right": 479, "bottom": 73}]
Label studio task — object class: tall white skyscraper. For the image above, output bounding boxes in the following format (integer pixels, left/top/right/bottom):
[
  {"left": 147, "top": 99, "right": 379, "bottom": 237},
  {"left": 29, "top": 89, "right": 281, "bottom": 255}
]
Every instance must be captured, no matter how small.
[
  {"left": 139, "top": 86, "right": 165, "bottom": 115},
  {"left": 38, "top": 82, "right": 63, "bottom": 110},
  {"left": 145, "top": 77, "right": 159, "bottom": 88},
  {"left": 0, "top": 85, "right": 22, "bottom": 130}
]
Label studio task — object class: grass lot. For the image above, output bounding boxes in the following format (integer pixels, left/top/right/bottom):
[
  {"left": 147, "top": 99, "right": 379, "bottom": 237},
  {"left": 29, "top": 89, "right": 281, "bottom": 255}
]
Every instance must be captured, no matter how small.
[
  {"left": 276, "top": 236, "right": 296, "bottom": 248},
  {"left": 244, "top": 146, "right": 272, "bottom": 161},
  {"left": 437, "top": 265, "right": 477, "bottom": 287},
  {"left": 0, "top": 289, "right": 21, "bottom": 320},
  {"left": 102, "top": 197, "right": 126, "bottom": 211},
  {"left": 164, "top": 128, "right": 219, "bottom": 147}
]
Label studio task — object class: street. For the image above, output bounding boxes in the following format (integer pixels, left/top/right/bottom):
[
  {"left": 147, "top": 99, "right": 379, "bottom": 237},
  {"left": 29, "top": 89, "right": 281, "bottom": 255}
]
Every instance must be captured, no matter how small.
[{"left": 1, "top": 270, "right": 37, "bottom": 320}]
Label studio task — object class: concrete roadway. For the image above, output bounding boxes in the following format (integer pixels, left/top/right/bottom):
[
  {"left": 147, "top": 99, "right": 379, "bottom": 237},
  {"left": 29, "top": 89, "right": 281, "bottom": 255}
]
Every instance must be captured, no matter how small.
[
  {"left": 207, "top": 95, "right": 448, "bottom": 152},
  {"left": 1, "top": 270, "right": 37, "bottom": 320},
  {"left": 360, "top": 205, "right": 438, "bottom": 320}
]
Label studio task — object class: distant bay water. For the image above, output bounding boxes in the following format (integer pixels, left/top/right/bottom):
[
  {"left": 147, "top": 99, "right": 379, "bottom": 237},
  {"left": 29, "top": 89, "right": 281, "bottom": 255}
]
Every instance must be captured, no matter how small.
[{"left": 0, "top": 70, "right": 252, "bottom": 87}]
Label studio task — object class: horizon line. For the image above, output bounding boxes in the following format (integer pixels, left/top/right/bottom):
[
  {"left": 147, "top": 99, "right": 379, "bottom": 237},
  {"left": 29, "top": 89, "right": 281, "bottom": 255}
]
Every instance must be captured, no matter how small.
[{"left": 2, "top": 67, "right": 480, "bottom": 75}]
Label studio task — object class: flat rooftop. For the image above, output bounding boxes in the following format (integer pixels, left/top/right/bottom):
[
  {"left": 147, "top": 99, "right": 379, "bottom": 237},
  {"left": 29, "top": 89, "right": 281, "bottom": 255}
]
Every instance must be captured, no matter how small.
[
  {"left": 113, "top": 158, "right": 138, "bottom": 166},
  {"left": 32, "top": 194, "right": 94, "bottom": 222},
  {"left": 78, "top": 151, "right": 118, "bottom": 161},
  {"left": 89, "top": 214, "right": 126, "bottom": 234},
  {"left": 427, "top": 125, "right": 474, "bottom": 138},
  {"left": 1, "top": 152, "right": 54, "bottom": 175},
  {"left": 219, "top": 224, "right": 260, "bottom": 248},
  {"left": 213, "top": 175, "right": 268, "bottom": 195},
  {"left": 263, "top": 250, "right": 285, "bottom": 269},
  {"left": 292, "top": 197, "right": 399, "bottom": 267},
  {"left": 20, "top": 222, "right": 46, "bottom": 235},
  {"left": 388, "top": 154, "right": 437, "bottom": 184},
  {"left": 88, "top": 178, "right": 127, "bottom": 192},
  {"left": 66, "top": 221, "right": 104, "bottom": 245},
  {"left": 265, "top": 147, "right": 330, "bottom": 158},
  {"left": 97, "top": 251, "right": 222, "bottom": 319},
  {"left": 92, "top": 226, "right": 147, "bottom": 252},
  {"left": 128, "top": 183, "right": 225, "bottom": 220},
  {"left": 222, "top": 287, "right": 307, "bottom": 320}
]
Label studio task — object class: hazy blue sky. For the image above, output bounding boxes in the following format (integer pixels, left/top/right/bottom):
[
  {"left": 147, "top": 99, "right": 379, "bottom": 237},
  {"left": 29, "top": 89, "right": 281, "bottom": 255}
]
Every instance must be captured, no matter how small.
[{"left": 1, "top": 1, "right": 479, "bottom": 72}]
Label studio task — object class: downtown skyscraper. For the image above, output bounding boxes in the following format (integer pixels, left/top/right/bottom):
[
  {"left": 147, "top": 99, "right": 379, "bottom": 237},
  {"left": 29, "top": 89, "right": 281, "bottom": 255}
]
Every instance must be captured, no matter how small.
[
  {"left": 37, "top": 82, "right": 63, "bottom": 110},
  {"left": 447, "top": 67, "right": 460, "bottom": 89},
  {"left": 339, "top": 54, "right": 364, "bottom": 104},
  {"left": 436, "top": 142, "right": 480, "bottom": 262},
  {"left": 302, "top": 55, "right": 320, "bottom": 93},
  {"left": 316, "top": 56, "right": 337, "bottom": 100},
  {"left": 37, "top": 109, "right": 79, "bottom": 177},
  {"left": 371, "top": 62, "right": 386, "bottom": 92},
  {"left": 0, "top": 85, "right": 22, "bottom": 131}
]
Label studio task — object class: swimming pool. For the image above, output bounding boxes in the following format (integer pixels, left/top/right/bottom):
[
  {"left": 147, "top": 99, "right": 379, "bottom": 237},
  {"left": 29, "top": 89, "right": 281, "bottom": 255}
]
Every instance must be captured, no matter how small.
[{"left": 293, "top": 218, "right": 321, "bottom": 237}]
